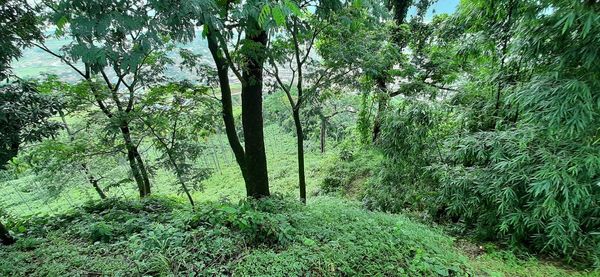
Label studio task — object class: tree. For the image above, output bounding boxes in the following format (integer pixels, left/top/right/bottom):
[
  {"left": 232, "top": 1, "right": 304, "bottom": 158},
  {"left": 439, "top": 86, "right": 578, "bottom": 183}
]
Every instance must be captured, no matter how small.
[
  {"left": 32, "top": 0, "right": 187, "bottom": 197},
  {"left": 266, "top": 0, "right": 349, "bottom": 203},
  {"left": 429, "top": 0, "right": 600, "bottom": 264},
  {"left": 23, "top": 76, "right": 126, "bottom": 200},
  {"left": 140, "top": 81, "right": 219, "bottom": 207},
  {"left": 202, "top": 3, "right": 275, "bottom": 198},
  {"left": 0, "top": 81, "right": 63, "bottom": 169},
  {"left": 316, "top": 4, "right": 399, "bottom": 143},
  {"left": 0, "top": 0, "right": 42, "bottom": 79},
  {"left": 0, "top": 0, "right": 46, "bottom": 245}
]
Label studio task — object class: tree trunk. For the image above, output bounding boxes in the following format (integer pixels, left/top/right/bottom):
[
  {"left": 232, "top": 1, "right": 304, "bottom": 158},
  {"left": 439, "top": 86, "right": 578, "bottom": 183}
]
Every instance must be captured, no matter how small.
[
  {"left": 241, "top": 26, "right": 270, "bottom": 198},
  {"left": 320, "top": 115, "right": 326, "bottom": 153},
  {"left": 167, "top": 151, "right": 195, "bottom": 208},
  {"left": 60, "top": 112, "right": 107, "bottom": 199},
  {"left": 371, "top": 77, "right": 389, "bottom": 143},
  {"left": 0, "top": 220, "right": 15, "bottom": 245},
  {"left": 207, "top": 31, "right": 249, "bottom": 183},
  {"left": 133, "top": 148, "right": 151, "bottom": 195},
  {"left": 293, "top": 109, "right": 307, "bottom": 203},
  {"left": 82, "top": 164, "right": 107, "bottom": 199},
  {"left": 120, "top": 124, "right": 151, "bottom": 198}
]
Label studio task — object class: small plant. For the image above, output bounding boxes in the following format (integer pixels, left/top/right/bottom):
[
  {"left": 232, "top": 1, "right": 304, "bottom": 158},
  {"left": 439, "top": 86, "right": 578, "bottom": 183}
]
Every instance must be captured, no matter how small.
[
  {"left": 89, "top": 222, "right": 114, "bottom": 243},
  {"left": 191, "top": 197, "right": 298, "bottom": 246}
]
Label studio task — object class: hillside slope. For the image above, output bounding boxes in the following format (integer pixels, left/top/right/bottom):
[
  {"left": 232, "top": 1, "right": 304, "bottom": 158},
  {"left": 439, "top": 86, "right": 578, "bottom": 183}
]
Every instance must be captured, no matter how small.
[{"left": 0, "top": 196, "right": 592, "bottom": 276}]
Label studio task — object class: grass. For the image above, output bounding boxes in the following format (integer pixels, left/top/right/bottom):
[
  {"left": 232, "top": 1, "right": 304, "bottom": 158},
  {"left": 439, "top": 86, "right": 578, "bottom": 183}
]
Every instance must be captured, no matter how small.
[
  {"left": 1, "top": 196, "right": 594, "bottom": 276},
  {"left": 0, "top": 124, "right": 329, "bottom": 216},
  {"left": 0, "top": 123, "right": 597, "bottom": 276}
]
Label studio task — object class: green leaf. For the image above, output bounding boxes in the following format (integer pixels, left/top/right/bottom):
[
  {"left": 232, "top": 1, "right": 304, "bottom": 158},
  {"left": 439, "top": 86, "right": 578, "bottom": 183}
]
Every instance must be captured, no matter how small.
[
  {"left": 561, "top": 12, "right": 575, "bottom": 34},
  {"left": 55, "top": 15, "right": 68, "bottom": 36},
  {"left": 284, "top": 0, "right": 302, "bottom": 17},
  {"left": 272, "top": 6, "right": 286, "bottom": 27},
  {"left": 259, "top": 5, "right": 271, "bottom": 28},
  {"left": 582, "top": 13, "right": 594, "bottom": 38}
]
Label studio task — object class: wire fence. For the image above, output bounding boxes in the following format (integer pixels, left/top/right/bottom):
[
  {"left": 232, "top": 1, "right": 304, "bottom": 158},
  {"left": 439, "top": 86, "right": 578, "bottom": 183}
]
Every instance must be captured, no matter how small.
[{"left": 0, "top": 125, "right": 315, "bottom": 217}]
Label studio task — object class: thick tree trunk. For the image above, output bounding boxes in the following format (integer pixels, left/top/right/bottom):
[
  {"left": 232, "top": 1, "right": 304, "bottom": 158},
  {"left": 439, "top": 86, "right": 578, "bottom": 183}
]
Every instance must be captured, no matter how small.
[
  {"left": 241, "top": 26, "right": 270, "bottom": 198},
  {"left": 0, "top": 220, "right": 15, "bottom": 245},
  {"left": 120, "top": 124, "right": 151, "bottom": 198},
  {"left": 207, "top": 31, "right": 249, "bottom": 184},
  {"left": 293, "top": 109, "right": 307, "bottom": 203}
]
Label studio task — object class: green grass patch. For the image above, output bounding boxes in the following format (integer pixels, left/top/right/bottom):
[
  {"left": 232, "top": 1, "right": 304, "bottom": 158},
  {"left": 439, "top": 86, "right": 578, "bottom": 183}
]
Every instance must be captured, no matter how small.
[{"left": 2, "top": 196, "right": 594, "bottom": 276}]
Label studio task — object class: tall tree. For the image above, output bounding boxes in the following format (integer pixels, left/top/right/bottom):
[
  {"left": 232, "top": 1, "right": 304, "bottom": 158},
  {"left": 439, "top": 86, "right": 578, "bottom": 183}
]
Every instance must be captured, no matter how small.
[
  {"left": 0, "top": 0, "right": 45, "bottom": 245},
  {"left": 31, "top": 0, "right": 187, "bottom": 197},
  {"left": 266, "top": 0, "right": 349, "bottom": 203},
  {"left": 169, "top": 0, "right": 288, "bottom": 198}
]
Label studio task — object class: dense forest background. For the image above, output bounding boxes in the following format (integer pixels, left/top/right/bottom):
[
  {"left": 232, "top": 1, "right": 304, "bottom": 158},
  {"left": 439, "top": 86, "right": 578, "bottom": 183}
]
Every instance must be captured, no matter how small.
[{"left": 0, "top": 0, "right": 598, "bottom": 276}]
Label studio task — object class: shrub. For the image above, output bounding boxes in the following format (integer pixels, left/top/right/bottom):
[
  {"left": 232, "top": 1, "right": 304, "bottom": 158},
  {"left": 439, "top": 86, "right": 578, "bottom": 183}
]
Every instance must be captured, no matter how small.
[
  {"left": 88, "top": 222, "right": 114, "bottom": 243},
  {"left": 362, "top": 99, "right": 450, "bottom": 213},
  {"left": 234, "top": 197, "right": 472, "bottom": 276},
  {"left": 433, "top": 127, "right": 600, "bottom": 266},
  {"left": 319, "top": 141, "right": 383, "bottom": 195},
  {"left": 190, "top": 197, "right": 298, "bottom": 246}
]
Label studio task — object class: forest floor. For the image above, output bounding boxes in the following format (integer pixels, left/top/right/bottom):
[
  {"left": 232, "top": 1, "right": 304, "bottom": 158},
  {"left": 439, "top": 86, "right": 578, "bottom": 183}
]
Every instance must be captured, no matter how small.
[{"left": 0, "top": 125, "right": 597, "bottom": 276}]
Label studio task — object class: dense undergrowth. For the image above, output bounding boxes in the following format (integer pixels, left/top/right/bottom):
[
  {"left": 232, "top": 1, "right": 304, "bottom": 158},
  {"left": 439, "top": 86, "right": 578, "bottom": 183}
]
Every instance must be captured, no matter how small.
[
  {"left": 1, "top": 196, "right": 589, "bottom": 276},
  {"left": 0, "top": 196, "right": 463, "bottom": 276}
]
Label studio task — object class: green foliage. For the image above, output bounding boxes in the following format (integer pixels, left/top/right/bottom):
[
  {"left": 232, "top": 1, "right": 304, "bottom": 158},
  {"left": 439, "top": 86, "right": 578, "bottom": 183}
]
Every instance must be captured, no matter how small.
[
  {"left": 319, "top": 141, "right": 382, "bottom": 196},
  {"left": 362, "top": 99, "right": 450, "bottom": 213},
  {"left": 233, "top": 197, "right": 471, "bottom": 276},
  {"left": 357, "top": 0, "right": 600, "bottom": 267},
  {"left": 191, "top": 196, "right": 299, "bottom": 246},
  {"left": 2, "top": 0, "right": 599, "bottom": 273},
  {"left": 0, "top": 196, "right": 480, "bottom": 276},
  {"left": 434, "top": 126, "right": 600, "bottom": 266},
  {"left": 140, "top": 81, "right": 220, "bottom": 198},
  {"left": 88, "top": 221, "right": 113, "bottom": 243},
  {"left": 0, "top": 0, "right": 42, "bottom": 79},
  {"left": 430, "top": 0, "right": 600, "bottom": 266},
  {"left": 0, "top": 80, "right": 63, "bottom": 169}
]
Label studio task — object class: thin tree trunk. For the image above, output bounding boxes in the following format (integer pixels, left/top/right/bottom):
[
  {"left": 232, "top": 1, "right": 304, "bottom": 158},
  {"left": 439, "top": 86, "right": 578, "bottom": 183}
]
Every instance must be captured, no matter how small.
[
  {"left": 293, "top": 109, "right": 307, "bottom": 203},
  {"left": 241, "top": 25, "right": 270, "bottom": 198},
  {"left": 372, "top": 80, "right": 388, "bottom": 143},
  {"left": 133, "top": 148, "right": 151, "bottom": 196},
  {"left": 59, "top": 112, "right": 107, "bottom": 199},
  {"left": 144, "top": 119, "right": 195, "bottom": 208},
  {"left": 120, "top": 125, "right": 151, "bottom": 198},
  {"left": 82, "top": 164, "right": 107, "bottom": 199},
  {"left": 166, "top": 151, "right": 195, "bottom": 208},
  {"left": 0, "top": 220, "right": 15, "bottom": 245},
  {"left": 89, "top": 82, "right": 151, "bottom": 198},
  {"left": 291, "top": 19, "right": 308, "bottom": 203},
  {"left": 320, "top": 115, "right": 326, "bottom": 153}
]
